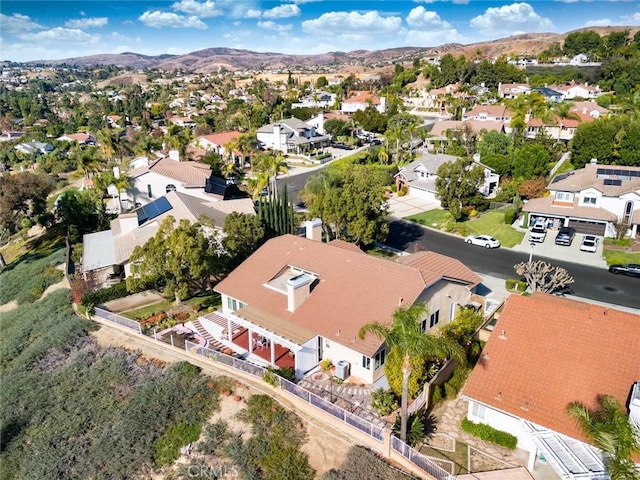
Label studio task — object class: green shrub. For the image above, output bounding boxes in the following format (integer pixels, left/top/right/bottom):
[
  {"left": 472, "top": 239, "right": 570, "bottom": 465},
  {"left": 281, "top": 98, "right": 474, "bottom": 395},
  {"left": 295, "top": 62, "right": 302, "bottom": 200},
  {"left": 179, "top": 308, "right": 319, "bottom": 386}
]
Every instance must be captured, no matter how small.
[
  {"left": 444, "top": 367, "right": 470, "bottom": 399},
  {"left": 461, "top": 417, "right": 517, "bottom": 449},
  {"left": 0, "top": 249, "right": 65, "bottom": 304},
  {"left": 505, "top": 279, "right": 527, "bottom": 292},
  {"left": 80, "top": 281, "right": 129, "bottom": 312},
  {"left": 393, "top": 414, "right": 425, "bottom": 447},
  {"left": 16, "top": 266, "right": 64, "bottom": 304},
  {"left": 263, "top": 368, "right": 279, "bottom": 387},
  {"left": 154, "top": 421, "right": 202, "bottom": 467},
  {"left": 370, "top": 388, "right": 398, "bottom": 416},
  {"left": 504, "top": 208, "right": 517, "bottom": 225},
  {"left": 320, "top": 358, "right": 333, "bottom": 371}
]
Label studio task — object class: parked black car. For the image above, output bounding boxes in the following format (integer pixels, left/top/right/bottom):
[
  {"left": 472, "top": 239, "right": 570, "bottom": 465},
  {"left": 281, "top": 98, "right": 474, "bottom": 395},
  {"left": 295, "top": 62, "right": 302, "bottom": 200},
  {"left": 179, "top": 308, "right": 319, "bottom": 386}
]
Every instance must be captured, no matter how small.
[
  {"left": 554, "top": 226, "right": 576, "bottom": 246},
  {"left": 331, "top": 142, "right": 354, "bottom": 150},
  {"left": 608, "top": 264, "right": 640, "bottom": 278}
]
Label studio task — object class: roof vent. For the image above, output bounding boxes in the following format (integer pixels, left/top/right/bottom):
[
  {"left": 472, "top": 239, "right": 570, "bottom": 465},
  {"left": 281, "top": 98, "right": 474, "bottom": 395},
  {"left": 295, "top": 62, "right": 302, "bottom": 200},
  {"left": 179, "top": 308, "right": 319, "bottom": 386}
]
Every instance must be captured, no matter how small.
[{"left": 499, "top": 330, "right": 507, "bottom": 340}]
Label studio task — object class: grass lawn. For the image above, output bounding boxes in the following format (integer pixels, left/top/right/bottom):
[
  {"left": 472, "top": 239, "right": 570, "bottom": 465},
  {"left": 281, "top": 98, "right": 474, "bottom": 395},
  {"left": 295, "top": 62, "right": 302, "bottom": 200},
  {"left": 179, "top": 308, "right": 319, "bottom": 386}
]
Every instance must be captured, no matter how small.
[
  {"left": 406, "top": 209, "right": 452, "bottom": 229},
  {"left": 603, "top": 249, "right": 640, "bottom": 265},
  {"left": 462, "top": 212, "right": 525, "bottom": 248},
  {"left": 122, "top": 292, "right": 221, "bottom": 321},
  {"left": 419, "top": 441, "right": 470, "bottom": 475}
]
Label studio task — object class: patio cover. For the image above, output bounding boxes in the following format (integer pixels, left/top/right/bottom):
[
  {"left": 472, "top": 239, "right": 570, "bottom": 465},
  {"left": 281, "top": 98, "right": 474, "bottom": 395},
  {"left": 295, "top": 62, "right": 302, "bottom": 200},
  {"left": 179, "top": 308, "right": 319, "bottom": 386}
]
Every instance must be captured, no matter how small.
[
  {"left": 235, "top": 304, "right": 316, "bottom": 346},
  {"left": 83, "top": 230, "right": 117, "bottom": 270}
]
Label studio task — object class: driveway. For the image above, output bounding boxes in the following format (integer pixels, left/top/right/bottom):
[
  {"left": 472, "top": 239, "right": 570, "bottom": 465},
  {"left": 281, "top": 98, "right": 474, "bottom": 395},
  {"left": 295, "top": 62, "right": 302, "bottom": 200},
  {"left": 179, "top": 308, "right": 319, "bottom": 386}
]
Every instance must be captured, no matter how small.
[
  {"left": 387, "top": 194, "right": 440, "bottom": 218},
  {"left": 510, "top": 226, "right": 608, "bottom": 269}
]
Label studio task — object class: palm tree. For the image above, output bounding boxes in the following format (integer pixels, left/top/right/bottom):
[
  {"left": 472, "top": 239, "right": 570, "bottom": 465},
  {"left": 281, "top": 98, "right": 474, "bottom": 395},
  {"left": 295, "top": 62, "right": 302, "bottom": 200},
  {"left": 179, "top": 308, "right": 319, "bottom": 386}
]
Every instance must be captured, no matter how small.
[
  {"left": 567, "top": 396, "right": 640, "bottom": 480},
  {"left": 75, "top": 148, "right": 102, "bottom": 180},
  {"left": 358, "top": 304, "right": 464, "bottom": 442},
  {"left": 252, "top": 152, "right": 289, "bottom": 198}
]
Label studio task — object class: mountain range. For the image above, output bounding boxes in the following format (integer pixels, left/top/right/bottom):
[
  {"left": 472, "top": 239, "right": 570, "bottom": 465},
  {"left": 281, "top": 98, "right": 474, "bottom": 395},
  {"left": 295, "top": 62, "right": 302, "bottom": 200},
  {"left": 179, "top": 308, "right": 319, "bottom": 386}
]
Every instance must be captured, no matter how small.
[{"left": 25, "top": 26, "right": 636, "bottom": 74}]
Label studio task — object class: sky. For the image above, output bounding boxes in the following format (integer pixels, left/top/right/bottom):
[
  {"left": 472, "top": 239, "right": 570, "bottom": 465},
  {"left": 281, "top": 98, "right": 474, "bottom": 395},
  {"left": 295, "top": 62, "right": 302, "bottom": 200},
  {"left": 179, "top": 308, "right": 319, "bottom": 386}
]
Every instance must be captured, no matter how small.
[{"left": 1, "top": 1, "right": 639, "bottom": 62}]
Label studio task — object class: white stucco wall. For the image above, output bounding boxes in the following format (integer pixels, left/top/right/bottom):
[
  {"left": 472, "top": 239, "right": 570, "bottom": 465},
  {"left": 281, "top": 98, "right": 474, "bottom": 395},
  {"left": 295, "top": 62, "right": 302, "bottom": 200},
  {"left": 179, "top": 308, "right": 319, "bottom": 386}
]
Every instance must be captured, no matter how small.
[
  {"left": 321, "top": 337, "right": 382, "bottom": 385},
  {"left": 123, "top": 171, "right": 211, "bottom": 207}
]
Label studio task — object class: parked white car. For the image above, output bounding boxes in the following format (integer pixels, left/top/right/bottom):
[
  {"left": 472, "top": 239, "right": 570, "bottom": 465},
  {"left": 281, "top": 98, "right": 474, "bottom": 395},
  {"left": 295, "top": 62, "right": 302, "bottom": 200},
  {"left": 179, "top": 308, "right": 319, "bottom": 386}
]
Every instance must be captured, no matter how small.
[
  {"left": 465, "top": 235, "right": 500, "bottom": 249},
  {"left": 580, "top": 235, "right": 599, "bottom": 253},
  {"left": 529, "top": 220, "right": 547, "bottom": 243}
]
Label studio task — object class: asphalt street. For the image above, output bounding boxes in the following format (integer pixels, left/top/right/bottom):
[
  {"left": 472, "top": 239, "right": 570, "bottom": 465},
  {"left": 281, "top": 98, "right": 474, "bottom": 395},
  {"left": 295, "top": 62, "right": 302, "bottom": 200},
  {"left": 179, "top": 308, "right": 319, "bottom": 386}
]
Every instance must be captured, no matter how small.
[{"left": 275, "top": 161, "right": 640, "bottom": 311}]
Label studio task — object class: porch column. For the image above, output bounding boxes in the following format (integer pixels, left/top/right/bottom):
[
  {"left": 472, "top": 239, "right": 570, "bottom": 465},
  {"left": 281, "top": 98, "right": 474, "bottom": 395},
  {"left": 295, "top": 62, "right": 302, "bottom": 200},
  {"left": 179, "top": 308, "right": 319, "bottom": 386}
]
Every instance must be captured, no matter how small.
[
  {"left": 527, "top": 446, "right": 537, "bottom": 471},
  {"left": 248, "top": 329, "right": 253, "bottom": 354},
  {"left": 227, "top": 318, "right": 232, "bottom": 343},
  {"left": 270, "top": 341, "right": 276, "bottom": 364}
]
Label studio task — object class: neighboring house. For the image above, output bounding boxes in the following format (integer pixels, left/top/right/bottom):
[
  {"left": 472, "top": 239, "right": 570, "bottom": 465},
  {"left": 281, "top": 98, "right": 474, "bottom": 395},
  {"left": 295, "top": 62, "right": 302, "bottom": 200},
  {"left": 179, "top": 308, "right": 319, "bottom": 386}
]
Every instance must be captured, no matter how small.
[
  {"left": 550, "top": 81, "right": 602, "bottom": 100},
  {"left": 291, "top": 91, "right": 336, "bottom": 109},
  {"left": 123, "top": 153, "right": 232, "bottom": 208},
  {"left": 569, "top": 102, "right": 608, "bottom": 122},
  {"left": 256, "top": 116, "right": 331, "bottom": 155},
  {"left": 531, "top": 87, "right": 564, "bottom": 103},
  {"left": 341, "top": 91, "right": 386, "bottom": 113},
  {"left": 461, "top": 105, "right": 513, "bottom": 124},
  {"left": 106, "top": 115, "right": 122, "bottom": 128},
  {"left": 498, "top": 83, "right": 531, "bottom": 99},
  {"left": 82, "top": 190, "right": 256, "bottom": 283},
  {"left": 197, "top": 131, "right": 241, "bottom": 160},
  {"left": 57, "top": 132, "right": 94, "bottom": 144},
  {"left": 523, "top": 162, "right": 640, "bottom": 237},
  {"left": 395, "top": 153, "right": 499, "bottom": 200},
  {"left": 463, "top": 292, "right": 640, "bottom": 479},
  {"left": 525, "top": 116, "right": 580, "bottom": 142},
  {"left": 168, "top": 116, "right": 196, "bottom": 128},
  {"left": 210, "top": 231, "right": 481, "bottom": 380},
  {"left": 14, "top": 141, "right": 54, "bottom": 155},
  {"left": 0, "top": 131, "right": 24, "bottom": 142}
]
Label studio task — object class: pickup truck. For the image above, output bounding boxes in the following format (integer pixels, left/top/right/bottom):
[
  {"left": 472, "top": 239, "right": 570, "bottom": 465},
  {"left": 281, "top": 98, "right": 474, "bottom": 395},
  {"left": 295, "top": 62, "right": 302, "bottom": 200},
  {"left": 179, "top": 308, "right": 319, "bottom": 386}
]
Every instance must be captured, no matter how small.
[{"left": 529, "top": 220, "right": 547, "bottom": 242}]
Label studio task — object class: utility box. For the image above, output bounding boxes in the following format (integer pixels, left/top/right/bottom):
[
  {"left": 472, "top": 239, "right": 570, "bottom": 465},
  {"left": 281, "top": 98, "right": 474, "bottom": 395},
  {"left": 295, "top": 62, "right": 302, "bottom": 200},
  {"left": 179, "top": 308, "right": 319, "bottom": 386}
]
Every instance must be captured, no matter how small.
[{"left": 335, "top": 360, "right": 350, "bottom": 380}]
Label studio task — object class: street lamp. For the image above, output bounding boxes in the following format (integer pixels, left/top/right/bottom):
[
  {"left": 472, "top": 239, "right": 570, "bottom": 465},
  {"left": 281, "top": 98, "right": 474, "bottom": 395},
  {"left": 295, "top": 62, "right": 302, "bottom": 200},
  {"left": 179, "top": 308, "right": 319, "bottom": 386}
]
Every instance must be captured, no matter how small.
[{"left": 529, "top": 241, "right": 535, "bottom": 263}]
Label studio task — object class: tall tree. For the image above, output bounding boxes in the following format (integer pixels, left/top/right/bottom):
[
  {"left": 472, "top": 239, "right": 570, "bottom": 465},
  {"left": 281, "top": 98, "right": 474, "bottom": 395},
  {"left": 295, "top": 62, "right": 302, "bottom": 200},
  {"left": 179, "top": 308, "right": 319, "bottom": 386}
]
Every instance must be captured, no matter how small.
[
  {"left": 567, "top": 396, "right": 640, "bottom": 480},
  {"left": 514, "top": 260, "right": 575, "bottom": 293},
  {"left": 358, "top": 304, "right": 464, "bottom": 442},
  {"left": 222, "top": 212, "right": 266, "bottom": 268},
  {"left": 435, "top": 158, "right": 485, "bottom": 221},
  {"left": 127, "top": 217, "right": 222, "bottom": 303},
  {"left": 0, "top": 171, "right": 55, "bottom": 234}
]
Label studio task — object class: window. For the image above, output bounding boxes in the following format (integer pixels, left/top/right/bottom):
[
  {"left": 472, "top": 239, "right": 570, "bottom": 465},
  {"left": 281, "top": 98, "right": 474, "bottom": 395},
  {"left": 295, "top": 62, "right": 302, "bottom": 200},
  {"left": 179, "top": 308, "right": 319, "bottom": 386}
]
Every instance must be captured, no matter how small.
[
  {"left": 555, "top": 192, "right": 573, "bottom": 202},
  {"left": 165, "top": 184, "right": 177, "bottom": 193},
  {"left": 471, "top": 402, "right": 486, "bottom": 420},
  {"left": 325, "top": 339, "right": 330, "bottom": 349},
  {"left": 374, "top": 348, "right": 386, "bottom": 369},
  {"left": 429, "top": 310, "right": 440, "bottom": 328},
  {"left": 623, "top": 201, "right": 633, "bottom": 225},
  {"left": 421, "top": 318, "right": 427, "bottom": 332},
  {"left": 147, "top": 184, "right": 153, "bottom": 198},
  {"left": 583, "top": 196, "right": 596, "bottom": 205},
  {"left": 362, "top": 356, "right": 371, "bottom": 370},
  {"left": 227, "top": 297, "right": 238, "bottom": 311}
]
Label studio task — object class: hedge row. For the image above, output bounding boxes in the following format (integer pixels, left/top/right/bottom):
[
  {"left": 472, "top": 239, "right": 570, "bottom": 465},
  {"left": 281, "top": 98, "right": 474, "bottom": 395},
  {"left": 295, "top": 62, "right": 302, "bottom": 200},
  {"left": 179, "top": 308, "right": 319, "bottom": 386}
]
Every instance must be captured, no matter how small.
[
  {"left": 461, "top": 417, "right": 518, "bottom": 449},
  {"left": 81, "top": 282, "right": 129, "bottom": 311}
]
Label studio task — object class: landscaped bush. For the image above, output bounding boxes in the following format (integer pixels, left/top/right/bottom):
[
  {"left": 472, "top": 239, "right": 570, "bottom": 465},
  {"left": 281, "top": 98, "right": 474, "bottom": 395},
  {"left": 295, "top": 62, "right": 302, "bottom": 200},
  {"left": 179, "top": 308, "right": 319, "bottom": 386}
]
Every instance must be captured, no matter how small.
[
  {"left": 80, "top": 281, "right": 129, "bottom": 312},
  {"left": 504, "top": 208, "right": 518, "bottom": 225},
  {"left": 461, "top": 417, "right": 517, "bottom": 449},
  {"left": 370, "top": 388, "right": 398, "bottom": 416},
  {"left": 393, "top": 414, "right": 426, "bottom": 447},
  {"left": 505, "top": 279, "right": 527, "bottom": 292},
  {"left": 154, "top": 421, "right": 202, "bottom": 467},
  {"left": 444, "top": 366, "right": 471, "bottom": 399}
]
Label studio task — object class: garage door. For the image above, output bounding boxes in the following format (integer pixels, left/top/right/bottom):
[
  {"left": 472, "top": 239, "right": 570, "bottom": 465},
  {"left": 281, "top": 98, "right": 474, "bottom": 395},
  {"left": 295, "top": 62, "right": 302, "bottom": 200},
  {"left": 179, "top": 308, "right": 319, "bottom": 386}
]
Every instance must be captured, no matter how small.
[{"left": 568, "top": 219, "right": 606, "bottom": 236}]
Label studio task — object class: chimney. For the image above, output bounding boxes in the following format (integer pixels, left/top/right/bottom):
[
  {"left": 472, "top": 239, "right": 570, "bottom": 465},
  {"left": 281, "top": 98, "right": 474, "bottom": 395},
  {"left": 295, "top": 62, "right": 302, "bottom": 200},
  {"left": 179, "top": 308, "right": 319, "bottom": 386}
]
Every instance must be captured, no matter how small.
[
  {"left": 287, "top": 273, "right": 311, "bottom": 312},
  {"left": 168, "top": 150, "right": 180, "bottom": 161},
  {"left": 305, "top": 218, "right": 322, "bottom": 242},
  {"left": 590, "top": 158, "right": 598, "bottom": 165}
]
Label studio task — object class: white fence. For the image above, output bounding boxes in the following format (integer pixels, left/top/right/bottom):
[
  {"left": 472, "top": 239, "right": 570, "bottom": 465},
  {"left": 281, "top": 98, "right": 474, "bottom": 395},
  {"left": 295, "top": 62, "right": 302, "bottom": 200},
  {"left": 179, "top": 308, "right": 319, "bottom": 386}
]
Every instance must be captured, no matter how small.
[
  {"left": 94, "top": 307, "right": 142, "bottom": 334},
  {"left": 391, "top": 435, "right": 455, "bottom": 480},
  {"left": 185, "top": 340, "right": 384, "bottom": 442}
]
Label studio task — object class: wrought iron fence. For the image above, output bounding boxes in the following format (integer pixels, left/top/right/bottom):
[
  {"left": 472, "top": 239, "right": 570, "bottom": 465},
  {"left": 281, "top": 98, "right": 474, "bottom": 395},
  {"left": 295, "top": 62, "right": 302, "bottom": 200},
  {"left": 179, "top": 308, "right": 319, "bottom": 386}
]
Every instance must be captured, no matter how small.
[
  {"left": 94, "top": 307, "right": 142, "bottom": 334},
  {"left": 184, "top": 340, "right": 384, "bottom": 442},
  {"left": 391, "top": 435, "right": 454, "bottom": 480}
]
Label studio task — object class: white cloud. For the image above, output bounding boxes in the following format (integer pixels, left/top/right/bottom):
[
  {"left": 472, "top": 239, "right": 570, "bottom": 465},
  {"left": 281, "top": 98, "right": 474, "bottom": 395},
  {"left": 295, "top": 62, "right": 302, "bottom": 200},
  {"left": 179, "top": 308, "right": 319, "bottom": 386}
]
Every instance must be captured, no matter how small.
[
  {"left": 584, "top": 18, "right": 614, "bottom": 26},
  {"left": 19, "top": 27, "right": 100, "bottom": 44},
  {"left": 413, "top": 0, "right": 469, "bottom": 3},
  {"left": 263, "top": 4, "right": 301, "bottom": 19},
  {"left": 257, "top": 20, "right": 292, "bottom": 32},
  {"left": 621, "top": 12, "right": 640, "bottom": 23},
  {"left": 0, "top": 13, "right": 43, "bottom": 34},
  {"left": 406, "top": 6, "right": 452, "bottom": 29},
  {"left": 65, "top": 17, "right": 108, "bottom": 29},
  {"left": 470, "top": 3, "right": 553, "bottom": 36},
  {"left": 302, "top": 11, "right": 402, "bottom": 36},
  {"left": 172, "top": 0, "right": 222, "bottom": 18},
  {"left": 245, "top": 9, "right": 262, "bottom": 18},
  {"left": 139, "top": 11, "right": 207, "bottom": 29}
]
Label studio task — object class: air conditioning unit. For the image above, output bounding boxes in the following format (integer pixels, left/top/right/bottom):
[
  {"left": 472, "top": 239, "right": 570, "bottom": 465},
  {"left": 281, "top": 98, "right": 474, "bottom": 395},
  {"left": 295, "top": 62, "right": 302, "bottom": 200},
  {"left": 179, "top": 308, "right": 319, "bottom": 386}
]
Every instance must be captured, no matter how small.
[{"left": 335, "top": 360, "right": 350, "bottom": 380}]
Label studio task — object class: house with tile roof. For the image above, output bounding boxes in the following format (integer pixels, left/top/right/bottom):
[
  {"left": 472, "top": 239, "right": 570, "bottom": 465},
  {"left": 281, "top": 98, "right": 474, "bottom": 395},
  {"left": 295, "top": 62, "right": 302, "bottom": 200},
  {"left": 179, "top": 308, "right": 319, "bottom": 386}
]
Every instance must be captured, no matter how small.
[
  {"left": 82, "top": 190, "right": 255, "bottom": 284},
  {"left": 549, "top": 82, "right": 602, "bottom": 100},
  {"left": 341, "top": 90, "right": 386, "bottom": 113},
  {"left": 462, "top": 105, "right": 513, "bottom": 124},
  {"left": 197, "top": 131, "right": 241, "bottom": 159},
  {"left": 523, "top": 162, "right": 640, "bottom": 237},
  {"left": 122, "top": 153, "right": 229, "bottom": 208},
  {"left": 395, "top": 153, "right": 499, "bottom": 201},
  {"left": 210, "top": 232, "right": 481, "bottom": 381},
  {"left": 463, "top": 292, "right": 640, "bottom": 479},
  {"left": 498, "top": 83, "right": 531, "bottom": 99},
  {"left": 256, "top": 116, "right": 331, "bottom": 155},
  {"left": 57, "top": 132, "right": 94, "bottom": 144}
]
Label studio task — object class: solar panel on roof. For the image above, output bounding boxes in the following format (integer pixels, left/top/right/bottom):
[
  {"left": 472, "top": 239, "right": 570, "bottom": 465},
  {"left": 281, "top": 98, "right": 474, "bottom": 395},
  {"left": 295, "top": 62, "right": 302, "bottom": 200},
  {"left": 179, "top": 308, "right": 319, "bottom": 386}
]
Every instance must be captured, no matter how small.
[
  {"left": 136, "top": 196, "right": 172, "bottom": 225},
  {"left": 596, "top": 168, "right": 605, "bottom": 175}
]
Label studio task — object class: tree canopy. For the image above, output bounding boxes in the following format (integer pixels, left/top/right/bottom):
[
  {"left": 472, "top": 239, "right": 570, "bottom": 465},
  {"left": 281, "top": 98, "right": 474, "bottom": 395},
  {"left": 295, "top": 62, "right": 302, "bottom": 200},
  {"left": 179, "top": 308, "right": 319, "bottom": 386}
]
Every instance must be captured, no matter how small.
[{"left": 435, "top": 157, "right": 486, "bottom": 221}]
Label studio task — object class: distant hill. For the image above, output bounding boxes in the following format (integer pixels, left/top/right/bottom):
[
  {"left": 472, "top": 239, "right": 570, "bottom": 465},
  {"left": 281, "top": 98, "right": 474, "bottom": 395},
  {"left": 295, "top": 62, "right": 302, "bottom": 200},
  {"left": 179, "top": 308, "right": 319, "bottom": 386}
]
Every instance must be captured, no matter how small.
[{"left": 27, "top": 26, "right": 637, "bottom": 73}]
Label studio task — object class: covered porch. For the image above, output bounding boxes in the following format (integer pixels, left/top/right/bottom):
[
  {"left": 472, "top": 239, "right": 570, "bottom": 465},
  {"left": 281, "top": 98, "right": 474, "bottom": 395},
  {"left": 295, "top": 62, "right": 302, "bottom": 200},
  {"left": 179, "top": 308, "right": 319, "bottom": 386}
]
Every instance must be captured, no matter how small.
[{"left": 199, "top": 307, "right": 317, "bottom": 377}]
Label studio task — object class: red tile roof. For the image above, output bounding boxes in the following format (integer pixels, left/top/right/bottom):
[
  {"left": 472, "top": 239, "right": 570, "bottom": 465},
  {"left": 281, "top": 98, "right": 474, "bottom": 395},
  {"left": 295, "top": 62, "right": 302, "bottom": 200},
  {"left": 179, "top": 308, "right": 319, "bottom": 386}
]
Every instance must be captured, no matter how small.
[
  {"left": 463, "top": 293, "right": 640, "bottom": 443},
  {"left": 200, "top": 131, "right": 241, "bottom": 147},
  {"left": 130, "top": 157, "right": 212, "bottom": 186},
  {"left": 215, "top": 235, "right": 477, "bottom": 356},
  {"left": 397, "top": 251, "right": 481, "bottom": 289},
  {"left": 343, "top": 91, "right": 381, "bottom": 104}
]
